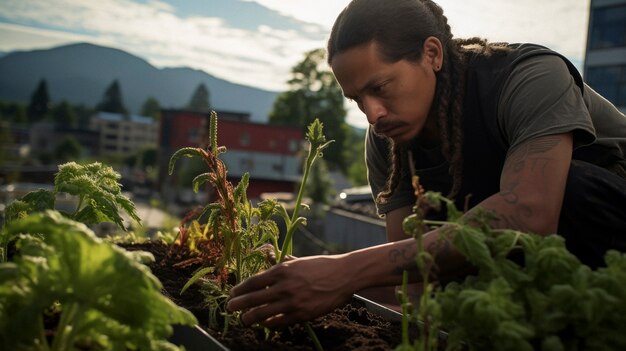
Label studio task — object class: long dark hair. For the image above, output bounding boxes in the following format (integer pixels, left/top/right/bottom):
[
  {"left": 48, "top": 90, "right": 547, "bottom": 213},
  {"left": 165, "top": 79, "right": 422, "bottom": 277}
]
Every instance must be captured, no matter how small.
[{"left": 328, "top": 0, "right": 507, "bottom": 203}]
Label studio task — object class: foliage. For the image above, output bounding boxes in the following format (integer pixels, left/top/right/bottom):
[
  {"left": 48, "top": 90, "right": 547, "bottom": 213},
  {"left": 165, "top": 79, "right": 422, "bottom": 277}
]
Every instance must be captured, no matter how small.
[
  {"left": 97, "top": 80, "right": 127, "bottom": 115},
  {"left": 141, "top": 96, "right": 161, "bottom": 120},
  {"left": 0, "top": 161, "right": 195, "bottom": 350},
  {"left": 54, "top": 136, "right": 83, "bottom": 162},
  {"left": 169, "top": 112, "right": 331, "bottom": 349},
  {"left": 396, "top": 181, "right": 626, "bottom": 351},
  {"left": 187, "top": 83, "right": 211, "bottom": 112},
  {"left": 0, "top": 210, "right": 196, "bottom": 351},
  {"left": 304, "top": 157, "right": 334, "bottom": 206},
  {"left": 345, "top": 127, "right": 368, "bottom": 186},
  {"left": 52, "top": 100, "right": 77, "bottom": 127},
  {"left": 0, "top": 100, "right": 27, "bottom": 125},
  {"left": 269, "top": 48, "right": 349, "bottom": 172},
  {"left": 27, "top": 79, "right": 51, "bottom": 123},
  {"left": 2, "top": 162, "right": 140, "bottom": 261}
]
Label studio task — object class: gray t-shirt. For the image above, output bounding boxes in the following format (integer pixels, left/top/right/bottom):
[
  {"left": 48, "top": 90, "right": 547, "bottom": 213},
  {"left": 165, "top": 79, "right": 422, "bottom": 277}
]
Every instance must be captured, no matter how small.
[{"left": 366, "top": 54, "right": 626, "bottom": 216}]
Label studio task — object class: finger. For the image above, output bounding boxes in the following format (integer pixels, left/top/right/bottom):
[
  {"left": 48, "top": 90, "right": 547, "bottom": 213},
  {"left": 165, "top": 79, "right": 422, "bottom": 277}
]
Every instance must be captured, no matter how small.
[
  {"left": 227, "top": 283, "right": 279, "bottom": 312},
  {"left": 240, "top": 299, "right": 295, "bottom": 327},
  {"left": 229, "top": 267, "right": 279, "bottom": 297}
]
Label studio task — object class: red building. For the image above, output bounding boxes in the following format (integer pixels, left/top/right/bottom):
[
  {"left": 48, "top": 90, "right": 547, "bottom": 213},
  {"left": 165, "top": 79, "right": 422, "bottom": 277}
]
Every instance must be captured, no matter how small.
[{"left": 158, "top": 109, "right": 303, "bottom": 202}]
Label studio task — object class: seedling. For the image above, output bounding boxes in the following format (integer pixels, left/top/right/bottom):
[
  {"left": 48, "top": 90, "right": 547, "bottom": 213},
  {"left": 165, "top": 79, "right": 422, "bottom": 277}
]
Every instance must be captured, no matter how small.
[{"left": 169, "top": 112, "right": 331, "bottom": 350}]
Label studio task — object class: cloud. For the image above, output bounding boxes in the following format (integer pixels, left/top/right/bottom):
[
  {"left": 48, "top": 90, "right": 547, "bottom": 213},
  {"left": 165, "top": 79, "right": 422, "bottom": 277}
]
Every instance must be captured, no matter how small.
[{"left": 0, "top": 0, "right": 327, "bottom": 91}]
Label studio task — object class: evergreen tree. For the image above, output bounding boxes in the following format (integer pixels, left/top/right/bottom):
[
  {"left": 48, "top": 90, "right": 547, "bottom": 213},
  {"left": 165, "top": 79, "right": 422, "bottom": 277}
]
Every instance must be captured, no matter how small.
[
  {"left": 187, "top": 83, "right": 211, "bottom": 112},
  {"left": 97, "top": 80, "right": 127, "bottom": 115},
  {"left": 52, "top": 101, "right": 77, "bottom": 128},
  {"left": 141, "top": 97, "right": 161, "bottom": 120},
  {"left": 27, "top": 79, "right": 51, "bottom": 123},
  {"left": 54, "top": 136, "right": 83, "bottom": 162},
  {"left": 269, "top": 49, "right": 349, "bottom": 172}
]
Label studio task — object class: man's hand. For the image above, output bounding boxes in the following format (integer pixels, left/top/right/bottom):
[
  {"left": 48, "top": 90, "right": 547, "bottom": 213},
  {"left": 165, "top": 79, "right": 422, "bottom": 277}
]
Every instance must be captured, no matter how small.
[{"left": 226, "top": 255, "right": 354, "bottom": 328}]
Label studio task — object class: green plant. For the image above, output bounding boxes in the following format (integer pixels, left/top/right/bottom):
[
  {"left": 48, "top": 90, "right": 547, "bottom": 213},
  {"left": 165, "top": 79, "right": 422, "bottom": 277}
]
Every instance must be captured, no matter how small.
[
  {"left": 397, "top": 180, "right": 626, "bottom": 351},
  {"left": 2, "top": 162, "right": 140, "bottom": 262},
  {"left": 169, "top": 112, "right": 331, "bottom": 349},
  {"left": 0, "top": 210, "right": 196, "bottom": 351}
]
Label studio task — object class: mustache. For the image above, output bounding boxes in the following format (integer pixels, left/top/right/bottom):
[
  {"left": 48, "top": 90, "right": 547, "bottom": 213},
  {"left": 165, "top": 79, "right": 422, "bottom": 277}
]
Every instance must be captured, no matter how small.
[{"left": 372, "top": 119, "right": 408, "bottom": 136}]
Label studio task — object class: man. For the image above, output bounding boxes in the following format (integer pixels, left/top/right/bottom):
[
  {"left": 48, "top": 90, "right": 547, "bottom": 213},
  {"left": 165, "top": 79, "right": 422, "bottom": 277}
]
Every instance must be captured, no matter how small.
[{"left": 227, "top": 0, "right": 626, "bottom": 328}]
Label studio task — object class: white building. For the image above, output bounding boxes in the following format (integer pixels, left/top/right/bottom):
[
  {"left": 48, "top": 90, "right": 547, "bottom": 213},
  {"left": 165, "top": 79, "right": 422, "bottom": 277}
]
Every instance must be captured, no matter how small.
[{"left": 90, "top": 112, "right": 158, "bottom": 156}]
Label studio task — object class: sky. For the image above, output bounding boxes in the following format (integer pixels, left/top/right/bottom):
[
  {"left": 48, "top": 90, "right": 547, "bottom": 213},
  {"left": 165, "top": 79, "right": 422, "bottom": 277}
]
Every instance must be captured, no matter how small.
[{"left": 0, "top": 0, "right": 591, "bottom": 128}]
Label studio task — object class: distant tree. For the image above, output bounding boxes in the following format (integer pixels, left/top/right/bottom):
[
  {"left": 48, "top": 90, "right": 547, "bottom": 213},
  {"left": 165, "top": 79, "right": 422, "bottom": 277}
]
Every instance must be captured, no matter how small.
[
  {"left": 0, "top": 121, "right": 14, "bottom": 167},
  {"left": 73, "top": 104, "right": 96, "bottom": 128},
  {"left": 27, "top": 79, "right": 51, "bottom": 123},
  {"left": 269, "top": 48, "right": 349, "bottom": 172},
  {"left": 186, "top": 83, "right": 211, "bottom": 112},
  {"left": 0, "top": 101, "right": 27, "bottom": 125},
  {"left": 345, "top": 128, "right": 368, "bottom": 186},
  {"left": 54, "top": 135, "right": 83, "bottom": 162},
  {"left": 304, "top": 157, "right": 334, "bottom": 206},
  {"left": 52, "top": 100, "right": 77, "bottom": 127},
  {"left": 141, "top": 97, "right": 161, "bottom": 120},
  {"left": 97, "top": 80, "right": 127, "bottom": 115}
]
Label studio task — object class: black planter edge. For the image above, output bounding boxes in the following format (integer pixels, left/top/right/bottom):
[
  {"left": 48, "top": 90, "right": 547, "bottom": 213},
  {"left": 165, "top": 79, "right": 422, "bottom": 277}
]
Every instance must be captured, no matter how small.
[{"left": 168, "top": 294, "right": 448, "bottom": 350}]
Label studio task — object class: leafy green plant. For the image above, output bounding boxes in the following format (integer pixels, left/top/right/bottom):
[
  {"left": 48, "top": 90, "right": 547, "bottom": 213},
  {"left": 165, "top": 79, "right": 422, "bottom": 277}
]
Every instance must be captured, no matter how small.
[
  {"left": 169, "top": 112, "right": 331, "bottom": 349},
  {"left": 0, "top": 163, "right": 197, "bottom": 350},
  {"left": 2, "top": 162, "right": 140, "bottom": 262},
  {"left": 0, "top": 210, "right": 196, "bottom": 351},
  {"left": 397, "top": 179, "right": 626, "bottom": 351}
]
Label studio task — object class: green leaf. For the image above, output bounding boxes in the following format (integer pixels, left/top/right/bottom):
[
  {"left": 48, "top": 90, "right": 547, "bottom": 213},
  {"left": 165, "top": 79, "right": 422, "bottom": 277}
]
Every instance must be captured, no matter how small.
[
  {"left": 168, "top": 147, "right": 205, "bottom": 175},
  {"left": 21, "top": 189, "right": 56, "bottom": 212},
  {"left": 452, "top": 226, "right": 495, "bottom": 274},
  {"left": 3, "top": 211, "right": 196, "bottom": 350},
  {"left": 192, "top": 173, "right": 216, "bottom": 193},
  {"left": 181, "top": 266, "right": 215, "bottom": 295}
]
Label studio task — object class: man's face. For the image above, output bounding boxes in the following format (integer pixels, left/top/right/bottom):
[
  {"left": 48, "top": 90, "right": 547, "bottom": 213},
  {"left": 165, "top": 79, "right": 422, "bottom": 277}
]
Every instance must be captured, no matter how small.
[{"left": 331, "top": 41, "right": 439, "bottom": 145}]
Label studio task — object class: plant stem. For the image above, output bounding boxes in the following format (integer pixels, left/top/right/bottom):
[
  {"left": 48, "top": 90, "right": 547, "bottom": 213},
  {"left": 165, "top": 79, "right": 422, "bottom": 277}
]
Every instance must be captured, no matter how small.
[
  {"left": 279, "top": 145, "right": 315, "bottom": 262},
  {"left": 50, "top": 302, "right": 81, "bottom": 351},
  {"left": 305, "top": 322, "right": 323, "bottom": 351}
]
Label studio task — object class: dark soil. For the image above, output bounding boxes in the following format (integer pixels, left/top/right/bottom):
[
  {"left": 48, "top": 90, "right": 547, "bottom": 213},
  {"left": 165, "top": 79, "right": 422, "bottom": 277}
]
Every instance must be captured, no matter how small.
[{"left": 120, "top": 241, "right": 408, "bottom": 351}]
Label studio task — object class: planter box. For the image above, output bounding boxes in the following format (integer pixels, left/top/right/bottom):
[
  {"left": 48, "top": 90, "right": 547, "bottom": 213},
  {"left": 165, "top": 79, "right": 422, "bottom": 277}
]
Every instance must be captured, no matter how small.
[{"left": 169, "top": 294, "right": 449, "bottom": 350}]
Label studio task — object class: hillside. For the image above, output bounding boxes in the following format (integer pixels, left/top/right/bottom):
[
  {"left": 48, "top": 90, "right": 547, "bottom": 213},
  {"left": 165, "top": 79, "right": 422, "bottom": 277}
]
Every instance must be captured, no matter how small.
[{"left": 0, "top": 43, "right": 278, "bottom": 122}]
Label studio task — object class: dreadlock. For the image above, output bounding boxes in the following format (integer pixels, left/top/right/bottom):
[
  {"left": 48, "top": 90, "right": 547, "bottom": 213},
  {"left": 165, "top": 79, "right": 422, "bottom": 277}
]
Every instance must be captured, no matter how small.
[{"left": 328, "top": 0, "right": 510, "bottom": 205}]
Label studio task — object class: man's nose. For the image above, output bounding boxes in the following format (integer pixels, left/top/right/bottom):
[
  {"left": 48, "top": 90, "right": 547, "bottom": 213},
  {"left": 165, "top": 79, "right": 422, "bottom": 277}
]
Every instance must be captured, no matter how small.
[{"left": 363, "top": 98, "right": 386, "bottom": 125}]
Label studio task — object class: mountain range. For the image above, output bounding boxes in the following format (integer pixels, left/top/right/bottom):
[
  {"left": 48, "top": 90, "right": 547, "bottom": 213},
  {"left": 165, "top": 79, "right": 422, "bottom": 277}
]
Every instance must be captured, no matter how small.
[{"left": 0, "top": 43, "right": 278, "bottom": 122}]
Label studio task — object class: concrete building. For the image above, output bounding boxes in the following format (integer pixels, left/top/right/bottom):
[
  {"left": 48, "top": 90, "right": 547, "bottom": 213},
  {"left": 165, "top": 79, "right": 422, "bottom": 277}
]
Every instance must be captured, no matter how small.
[
  {"left": 584, "top": 0, "right": 626, "bottom": 113},
  {"left": 90, "top": 112, "right": 158, "bottom": 156}
]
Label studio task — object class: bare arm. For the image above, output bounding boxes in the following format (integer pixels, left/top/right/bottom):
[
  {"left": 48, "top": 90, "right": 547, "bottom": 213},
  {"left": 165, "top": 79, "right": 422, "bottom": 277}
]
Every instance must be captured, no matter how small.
[{"left": 228, "top": 133, "right": 573, "bottom": 327}]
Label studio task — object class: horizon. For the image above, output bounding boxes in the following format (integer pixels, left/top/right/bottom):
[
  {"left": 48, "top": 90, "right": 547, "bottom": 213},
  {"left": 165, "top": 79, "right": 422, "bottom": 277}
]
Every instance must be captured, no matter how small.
[{"left": 0, "top": 0, "right": 591, "bottom": 128}]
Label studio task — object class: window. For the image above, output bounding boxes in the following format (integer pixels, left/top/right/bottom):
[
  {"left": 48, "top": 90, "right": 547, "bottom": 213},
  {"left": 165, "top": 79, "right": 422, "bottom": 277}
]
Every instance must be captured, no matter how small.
[
  {"left": 589, "top": 4, "right": 626, "bottom": 50},
  {"left": 587, "top": 64, "right": 626, "bottom": 107},
  {"left": 240, "top": 132, "right": 250, "bottom": 146}
]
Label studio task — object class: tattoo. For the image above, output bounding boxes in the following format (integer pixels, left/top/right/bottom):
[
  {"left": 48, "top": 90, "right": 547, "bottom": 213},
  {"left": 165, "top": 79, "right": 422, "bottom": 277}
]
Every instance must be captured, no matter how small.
[
  {"left": 496, "top": 135, "right": 562, "bottom": 231},
  {"left": 388, "top": 242, "right": 419, "bottom": 275}
]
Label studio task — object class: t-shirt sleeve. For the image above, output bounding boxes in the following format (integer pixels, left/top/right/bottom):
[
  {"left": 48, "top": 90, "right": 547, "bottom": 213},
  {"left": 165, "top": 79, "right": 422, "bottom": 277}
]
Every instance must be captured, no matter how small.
[
  {"left": 365, "top": 127, "right": 415, "bottom": 216},
  {"left": 497, "top": 55, "right": 596, "bottom": 154}
]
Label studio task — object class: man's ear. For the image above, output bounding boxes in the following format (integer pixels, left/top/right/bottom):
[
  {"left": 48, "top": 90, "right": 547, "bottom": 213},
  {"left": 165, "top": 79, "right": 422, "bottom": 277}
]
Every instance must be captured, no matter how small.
[{"left": 422, "top": 36, "right": 444, "bottom": 72}]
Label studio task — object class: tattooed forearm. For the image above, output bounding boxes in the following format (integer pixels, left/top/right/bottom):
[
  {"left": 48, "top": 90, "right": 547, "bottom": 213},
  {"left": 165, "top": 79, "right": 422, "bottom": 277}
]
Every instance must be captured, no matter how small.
[
  {"left": 388, "top": 242, "right": 419, "bottom": 275},
  {"left": 495, "top": 135, "right": 562, "bottom": 232}
]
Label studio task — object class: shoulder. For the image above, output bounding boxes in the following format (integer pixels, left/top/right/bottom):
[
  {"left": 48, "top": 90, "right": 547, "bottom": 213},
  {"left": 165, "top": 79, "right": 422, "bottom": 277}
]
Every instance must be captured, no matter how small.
[{"left": 497, "top": 54, "right": 595, "bottom": 151}]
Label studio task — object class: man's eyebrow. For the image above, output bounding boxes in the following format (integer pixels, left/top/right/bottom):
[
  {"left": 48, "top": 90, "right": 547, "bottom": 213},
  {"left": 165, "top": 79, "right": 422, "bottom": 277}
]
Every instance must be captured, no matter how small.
[{"left": 344, "top": 75, "right": 385, "bottom": 100}]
